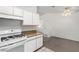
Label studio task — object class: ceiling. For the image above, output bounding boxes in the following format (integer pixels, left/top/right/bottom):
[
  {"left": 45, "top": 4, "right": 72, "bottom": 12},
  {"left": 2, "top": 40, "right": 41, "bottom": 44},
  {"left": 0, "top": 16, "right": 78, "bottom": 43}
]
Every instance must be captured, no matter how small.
[
  {"left": 37, "top": 6, "right": 79, "bottom": 15},
  {"left": 17, "top": 6, "right": 37, "bottom": 13}
]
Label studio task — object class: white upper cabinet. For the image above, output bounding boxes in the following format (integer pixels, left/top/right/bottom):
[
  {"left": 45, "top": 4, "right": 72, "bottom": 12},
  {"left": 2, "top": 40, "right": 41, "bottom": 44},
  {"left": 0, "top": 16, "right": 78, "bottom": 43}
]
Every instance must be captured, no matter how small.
[
  {"left": 0, "top": 7, "right": 40, "bottom": 23},
  {"left": 0, "top": 7, "right": 23, "bottom": 20},
  {"left": 0, "top": 6, "right": 13, "bottom": 15},
  {"left": 23, "top": 11, "right": 32, "bottom": 25},
  {"left": 32, "top": 13, "right": 40, "bottom": 25},
  {"left": 13, "top": 7, "right": 23, "bottom": 17}
]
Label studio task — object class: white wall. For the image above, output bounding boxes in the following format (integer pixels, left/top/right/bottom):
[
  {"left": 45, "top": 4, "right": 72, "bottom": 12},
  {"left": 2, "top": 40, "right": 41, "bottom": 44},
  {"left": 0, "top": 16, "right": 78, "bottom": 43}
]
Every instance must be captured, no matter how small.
[{"left": 40, "top": 13, "right": 79, "bottom": 41}]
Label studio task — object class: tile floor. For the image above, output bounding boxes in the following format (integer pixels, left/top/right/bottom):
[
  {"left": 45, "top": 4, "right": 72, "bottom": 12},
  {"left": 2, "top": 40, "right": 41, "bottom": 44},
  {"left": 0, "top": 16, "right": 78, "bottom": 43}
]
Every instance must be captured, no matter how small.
[{"left": 37, "top": 47, "right": 54, "bottom": 52}]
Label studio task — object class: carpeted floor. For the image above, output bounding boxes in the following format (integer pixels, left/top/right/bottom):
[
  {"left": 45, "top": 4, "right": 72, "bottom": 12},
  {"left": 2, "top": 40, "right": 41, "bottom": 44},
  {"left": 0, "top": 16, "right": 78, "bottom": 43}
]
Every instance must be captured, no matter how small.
[{"left": 44, "top": 37, "right": 79, "bottom": 52}]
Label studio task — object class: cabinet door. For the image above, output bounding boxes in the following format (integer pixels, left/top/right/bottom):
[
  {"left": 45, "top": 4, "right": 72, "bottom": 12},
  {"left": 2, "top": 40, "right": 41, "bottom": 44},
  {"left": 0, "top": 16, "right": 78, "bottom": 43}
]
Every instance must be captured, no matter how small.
[
  {"left": 23, "top": 11, "right": 32, "bottom": 25},
  {"left": 24, "top": 39, "right": 37, "bottom": 52},
  {"left": 0, "top": 6, "right": 13, "bottom": 15},
  {"left": 37, "top": 37, "right": 43, "bottom": 49},
  {"left": 32, "top": 13, "right": 40, "bottom": 25},
  {"left": 13, "top": 7, "right": 23, "bottom": 17}
]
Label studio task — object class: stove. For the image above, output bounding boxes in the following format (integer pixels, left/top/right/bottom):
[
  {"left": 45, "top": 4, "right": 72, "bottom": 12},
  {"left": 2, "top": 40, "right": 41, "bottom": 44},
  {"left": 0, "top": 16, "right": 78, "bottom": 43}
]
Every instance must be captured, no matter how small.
[
  {"left": 0, "top": 32, "right": 27, "bottom": 51},
  {"left": 1, "top": 34, "right": 25, "bottom": 42}
]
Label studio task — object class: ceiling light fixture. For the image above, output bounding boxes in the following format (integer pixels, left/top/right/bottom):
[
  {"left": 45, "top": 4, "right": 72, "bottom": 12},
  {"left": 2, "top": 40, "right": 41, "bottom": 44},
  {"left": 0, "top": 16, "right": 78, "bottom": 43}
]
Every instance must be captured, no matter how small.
[{"left": 62, "top": 7, "right": 72, "bottom": 16}]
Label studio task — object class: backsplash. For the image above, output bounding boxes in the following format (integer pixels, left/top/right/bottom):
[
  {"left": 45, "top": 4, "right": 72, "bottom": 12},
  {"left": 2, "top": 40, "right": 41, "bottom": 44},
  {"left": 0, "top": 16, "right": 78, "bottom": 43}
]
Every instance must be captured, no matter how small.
[
  {"left": 0, "top": 18, "right": 22, "bottom": 31},
  {"left": 22, "top": 25, "right": 37, "bottom": 31}
]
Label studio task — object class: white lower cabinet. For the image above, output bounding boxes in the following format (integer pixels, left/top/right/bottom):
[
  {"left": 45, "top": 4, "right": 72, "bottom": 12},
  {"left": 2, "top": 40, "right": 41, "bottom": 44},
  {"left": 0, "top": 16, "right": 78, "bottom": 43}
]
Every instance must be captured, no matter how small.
[
  {"left": 24, "top": 35, "right": 43, "bottom": 52},
  {"left": 24, "top": 39, "right": 37, "bottom": 52},
  {"left": 36, "top": 37, "right": 43, "bottom": 49}
]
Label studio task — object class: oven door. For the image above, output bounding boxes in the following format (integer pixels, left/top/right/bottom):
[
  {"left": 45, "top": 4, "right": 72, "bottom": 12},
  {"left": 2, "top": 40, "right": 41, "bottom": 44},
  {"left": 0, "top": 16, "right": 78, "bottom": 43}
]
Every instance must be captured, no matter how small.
[{"left": 0, "top": 40, "right": 26, "bottom": 52}]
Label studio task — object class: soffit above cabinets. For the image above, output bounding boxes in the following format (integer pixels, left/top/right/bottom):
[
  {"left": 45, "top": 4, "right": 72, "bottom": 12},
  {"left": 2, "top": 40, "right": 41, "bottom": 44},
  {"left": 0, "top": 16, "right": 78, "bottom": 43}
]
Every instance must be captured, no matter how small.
[{"left": 17, "top": 6, "right": 37, "bottom": 13}]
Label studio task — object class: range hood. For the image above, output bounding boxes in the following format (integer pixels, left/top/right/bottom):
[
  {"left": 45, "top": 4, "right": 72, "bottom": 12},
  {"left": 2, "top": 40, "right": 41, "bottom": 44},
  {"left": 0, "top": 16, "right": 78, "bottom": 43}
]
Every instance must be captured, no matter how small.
[{"left": 0, "top": 14, "right": 23, "bottom": 20}]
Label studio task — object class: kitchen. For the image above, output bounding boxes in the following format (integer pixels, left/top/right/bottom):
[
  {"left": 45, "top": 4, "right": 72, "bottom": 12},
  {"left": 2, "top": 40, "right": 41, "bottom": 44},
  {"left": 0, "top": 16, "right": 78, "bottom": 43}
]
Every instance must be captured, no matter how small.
[
  {"left": 0, "top": 6, "right": 43, "bottom": 52},
  {"left": 1, "top": 6, "right": 79, "bottom": 52}
]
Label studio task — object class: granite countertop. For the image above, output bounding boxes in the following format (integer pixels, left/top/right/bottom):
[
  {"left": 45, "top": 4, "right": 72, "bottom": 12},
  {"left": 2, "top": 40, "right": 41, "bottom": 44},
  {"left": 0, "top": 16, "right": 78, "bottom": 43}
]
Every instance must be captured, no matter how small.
[{"left": 22, "top": 30, "right": 43, "bottom": 38}]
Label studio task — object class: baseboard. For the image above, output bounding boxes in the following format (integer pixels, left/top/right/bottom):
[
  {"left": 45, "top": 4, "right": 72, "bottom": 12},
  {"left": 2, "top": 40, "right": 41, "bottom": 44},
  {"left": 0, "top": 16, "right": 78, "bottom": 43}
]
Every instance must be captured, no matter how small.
[
  {"left": 50, "top": 36, "right": 79, "bottom": 42},
  {"left": 34, "top": 45, "right": 44, "bottom": 52}
]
